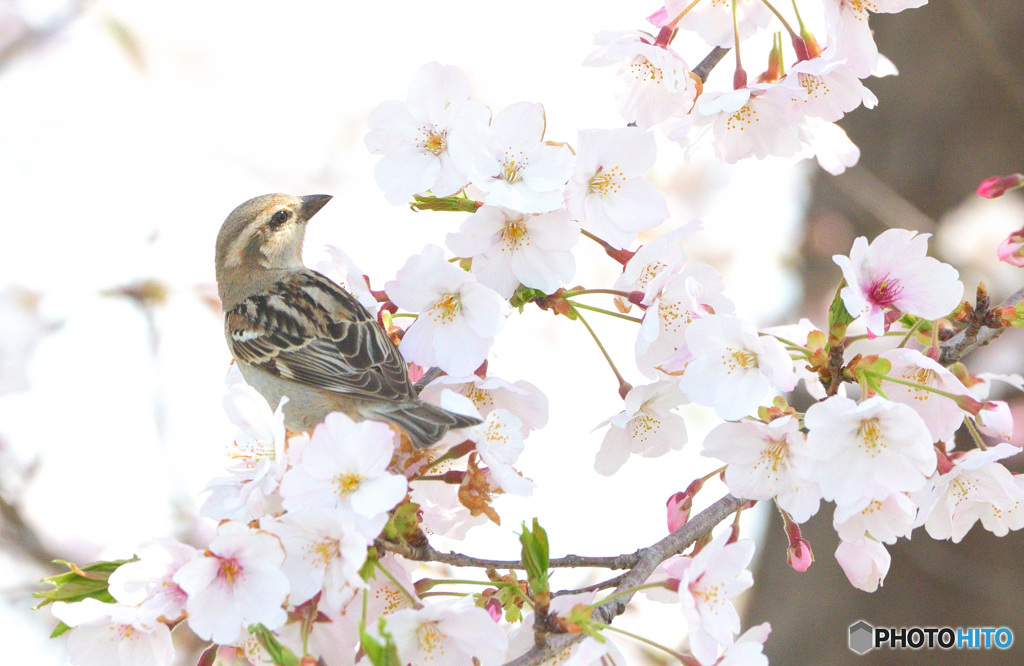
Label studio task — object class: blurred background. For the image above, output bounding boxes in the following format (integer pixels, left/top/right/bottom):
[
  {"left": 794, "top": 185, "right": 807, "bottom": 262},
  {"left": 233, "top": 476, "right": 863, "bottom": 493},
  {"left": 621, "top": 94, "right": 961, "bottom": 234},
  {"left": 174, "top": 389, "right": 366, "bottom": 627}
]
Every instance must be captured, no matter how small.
[{"left": 0, "top": 0, "right": 1021, "bottom": 664}]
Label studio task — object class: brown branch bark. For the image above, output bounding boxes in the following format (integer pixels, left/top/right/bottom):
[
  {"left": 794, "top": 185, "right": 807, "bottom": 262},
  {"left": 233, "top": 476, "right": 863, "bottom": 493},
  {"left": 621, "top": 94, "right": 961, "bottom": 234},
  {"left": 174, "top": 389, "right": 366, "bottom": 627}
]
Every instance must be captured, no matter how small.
[{"left": 939, "top": 284, "right": 1024, "bottom": 365}]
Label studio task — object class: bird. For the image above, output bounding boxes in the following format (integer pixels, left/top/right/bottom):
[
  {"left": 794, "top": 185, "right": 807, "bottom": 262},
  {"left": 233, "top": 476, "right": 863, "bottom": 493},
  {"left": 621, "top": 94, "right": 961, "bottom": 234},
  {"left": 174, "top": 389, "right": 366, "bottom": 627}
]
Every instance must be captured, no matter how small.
[{"left": 214, "top": 193, "right": 481, "bottom": 447}]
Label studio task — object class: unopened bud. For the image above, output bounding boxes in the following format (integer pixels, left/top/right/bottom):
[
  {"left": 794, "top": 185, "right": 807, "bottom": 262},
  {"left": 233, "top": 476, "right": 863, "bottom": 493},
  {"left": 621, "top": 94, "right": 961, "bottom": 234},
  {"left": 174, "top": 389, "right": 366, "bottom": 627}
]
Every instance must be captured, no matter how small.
[
  {"left": 977, "top": 173, "right": 1024, "bottom": 199},
  {"left": 787, "top": 538, "right": 814, "bottom": 572}
]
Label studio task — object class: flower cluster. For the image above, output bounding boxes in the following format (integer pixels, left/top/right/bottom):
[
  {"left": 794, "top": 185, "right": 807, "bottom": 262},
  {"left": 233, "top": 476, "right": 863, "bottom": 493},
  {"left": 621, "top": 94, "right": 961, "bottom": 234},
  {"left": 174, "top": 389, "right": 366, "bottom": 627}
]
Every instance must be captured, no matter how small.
[{"left": 585, "top": 0, "right": 930, "bottom": 173}]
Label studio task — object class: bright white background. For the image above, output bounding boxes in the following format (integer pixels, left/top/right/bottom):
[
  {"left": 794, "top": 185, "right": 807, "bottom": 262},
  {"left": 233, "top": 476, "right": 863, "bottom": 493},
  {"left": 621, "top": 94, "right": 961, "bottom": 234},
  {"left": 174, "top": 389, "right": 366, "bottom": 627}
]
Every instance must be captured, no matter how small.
[{"left": 3, "top": 0, "right": 1019, "bottom": 663}]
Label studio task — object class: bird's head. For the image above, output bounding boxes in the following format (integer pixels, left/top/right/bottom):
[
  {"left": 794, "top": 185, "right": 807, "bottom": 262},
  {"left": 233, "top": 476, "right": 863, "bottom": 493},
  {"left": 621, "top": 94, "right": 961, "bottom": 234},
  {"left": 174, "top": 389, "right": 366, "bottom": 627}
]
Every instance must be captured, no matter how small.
[{"left": 215, "top": 193, "right": 333, "bottom": 276}]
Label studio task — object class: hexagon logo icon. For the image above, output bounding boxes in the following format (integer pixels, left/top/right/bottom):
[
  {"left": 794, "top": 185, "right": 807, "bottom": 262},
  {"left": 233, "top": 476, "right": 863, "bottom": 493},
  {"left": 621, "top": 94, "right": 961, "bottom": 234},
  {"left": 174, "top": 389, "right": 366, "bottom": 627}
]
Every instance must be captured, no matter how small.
[{"left": 849, "top": 620, "right": 875, "bottom": 655}]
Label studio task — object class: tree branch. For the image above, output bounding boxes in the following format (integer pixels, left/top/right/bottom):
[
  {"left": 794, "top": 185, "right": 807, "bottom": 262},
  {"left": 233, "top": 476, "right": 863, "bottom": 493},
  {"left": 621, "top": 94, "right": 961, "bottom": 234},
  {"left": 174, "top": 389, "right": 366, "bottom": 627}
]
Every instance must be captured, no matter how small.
[
  {"left": 380, "top": 538, "right": 643, "bottom": 571},
  {"left": 504, "top": 493, "right": 747, "bottom": 665},
  {"left": 940, "top": 284, "right": 1024, "bottom": 365}
]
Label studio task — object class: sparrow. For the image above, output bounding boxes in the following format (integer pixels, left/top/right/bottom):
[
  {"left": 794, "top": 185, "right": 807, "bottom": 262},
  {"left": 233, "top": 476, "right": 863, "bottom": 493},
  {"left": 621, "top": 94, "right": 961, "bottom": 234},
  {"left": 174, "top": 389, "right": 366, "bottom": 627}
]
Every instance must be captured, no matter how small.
[{"left": 214, "top": 193, "right": 481, "bottom": 447}]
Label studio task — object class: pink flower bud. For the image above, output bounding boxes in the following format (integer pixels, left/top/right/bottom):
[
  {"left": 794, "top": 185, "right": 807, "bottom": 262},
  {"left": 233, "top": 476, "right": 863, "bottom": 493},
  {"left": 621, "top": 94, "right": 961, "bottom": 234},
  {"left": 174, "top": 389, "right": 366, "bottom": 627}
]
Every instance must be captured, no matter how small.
[
  {"left": 997, "top": 233, "right": 1024, "bottom": 267},
  {"left": 484, "top": 596, "right": 502, "bottom": 622},
  {"left": 977, "top": 173, "right": 1024, "bottom": 199},
  {"left": 666, "top": 491, "right": 692, "bottom": 533},
  {"left": 787, "top": 538, "right": 814, "bottom": 572}
]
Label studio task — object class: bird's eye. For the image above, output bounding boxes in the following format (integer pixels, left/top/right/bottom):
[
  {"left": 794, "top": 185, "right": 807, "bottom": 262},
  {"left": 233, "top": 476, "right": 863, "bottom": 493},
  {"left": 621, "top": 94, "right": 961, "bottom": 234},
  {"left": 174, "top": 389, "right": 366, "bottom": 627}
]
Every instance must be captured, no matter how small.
[{"left": 269, "top": 209, "right": 292, "bottom": 228}]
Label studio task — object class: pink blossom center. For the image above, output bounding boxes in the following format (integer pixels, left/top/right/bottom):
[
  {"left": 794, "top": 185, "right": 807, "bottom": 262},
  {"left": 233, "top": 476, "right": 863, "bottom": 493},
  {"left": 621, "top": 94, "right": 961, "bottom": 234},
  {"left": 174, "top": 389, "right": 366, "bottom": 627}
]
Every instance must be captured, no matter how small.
[
  {"left": 867, "top": 275, "right": 903, "bottom": 307},
  {"left": 217, "top": 557, "right": 243, "bottom": 585}
]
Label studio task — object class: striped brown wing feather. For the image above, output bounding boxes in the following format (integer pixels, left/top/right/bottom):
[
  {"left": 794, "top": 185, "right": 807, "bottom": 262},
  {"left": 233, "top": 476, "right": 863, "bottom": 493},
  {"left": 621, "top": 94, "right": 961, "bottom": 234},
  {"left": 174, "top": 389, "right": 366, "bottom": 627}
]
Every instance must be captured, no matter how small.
[{"left": 226, "top": 270, "right": 415, "bottom": 402}]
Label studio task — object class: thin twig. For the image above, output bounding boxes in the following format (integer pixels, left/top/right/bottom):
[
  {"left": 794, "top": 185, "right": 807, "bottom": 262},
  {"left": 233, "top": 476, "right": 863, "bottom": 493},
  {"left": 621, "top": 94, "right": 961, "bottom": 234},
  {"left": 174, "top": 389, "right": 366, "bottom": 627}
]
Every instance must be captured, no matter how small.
[
  {"left": 413, "top": 367, "right": 445, "bottom": 394},
  {"left": 939, "top": 284, "right": 1024, "bottom": 365},
  {"left": 693, "top": 46, "right": 730, "bottom": 83},
  {"left": 380, "top": 538, "right": 643, "bottom": 571}
]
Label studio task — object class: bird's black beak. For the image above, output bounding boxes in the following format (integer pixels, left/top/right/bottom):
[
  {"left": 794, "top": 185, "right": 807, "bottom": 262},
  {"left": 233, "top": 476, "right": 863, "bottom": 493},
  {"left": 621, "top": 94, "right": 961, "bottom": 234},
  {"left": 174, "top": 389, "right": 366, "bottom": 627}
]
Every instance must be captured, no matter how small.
[{"left": 299, "top": 194, "right": 333, "bottom": 221}]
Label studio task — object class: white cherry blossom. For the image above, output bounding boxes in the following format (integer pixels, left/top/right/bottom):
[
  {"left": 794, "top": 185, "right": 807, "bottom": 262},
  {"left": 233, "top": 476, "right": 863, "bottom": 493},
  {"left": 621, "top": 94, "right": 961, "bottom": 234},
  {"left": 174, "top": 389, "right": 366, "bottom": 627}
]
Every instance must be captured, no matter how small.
[
  {"left": 446, "top": 205, "right": 579, "bottom": 297},
  {"left": 797, "top": 115, "right": 861, "bottom": 175},
  {"left": 107, "top": 538, "right": 196, "bottom": 624},
  {"left": 679, "top": 314, "right": 797, "bottom": 420},
  {"left": 385, "top": 597, "right": 508, "bottom": 666},
  {"left": 583, "top": 30, "right": 695, "bottom": 128},
  {"left": 702, "top": 416, "right": 821, "bottom": 522},
  {"left": 670, "top": 0, "right": 772, "bottom": 48},
  {"left": 468, "top": 408, "right": 533, "bottom": 496},
  {"left": 594, "top": 380, "right": 688, "bottom": 475},
  {"left": 880, "top": 348, "right": 970, "bottom": 443},
  {"left": 260, "top": 508, "right": 370, "bottom": 611},
  {"left": 612, "top": 222, "right": 700, "bottom": 310},
  {"left": 781, "top": 51, "right": 878, "bottom": 122},
  {"left": 662, "top": 533, "right": 755, "bottom": 665},
  {"left": 835, "top": 537, "right": 891, "bottom": 592},
  {"left": 833, "top": 228, "right": 963, "bottom": 337},
  {"left": 824, "top": 0, "right": 928, "bottom": 78},
  {"left": 692, "top": 85, "right": 805, "bottom": 164},
  {"left": 364, "top": 62, "right": 489, "bottom": 205},
  {"left": 279, "top": 412, "right": 406, "bottom": 533},
  {"left": 804, "top": 395, "right": 936, "bottom": 506},
  {"left": 52, "top": 599, "right": 175, "bottom": 666},
  {"left": 172, "top": 521, "right": 289, "bottom": 644},
  {"left": 506, "top": 592, "right": 626, "bottom": 664},
  {"left": 716, "top": 622, "right": 771, "bottom": 666},
  {"left": 420, "top": 374, "right": 548, "bottom": 436},
  {"left": 918, "top": 443, "right": 1024, "bottom": 542},
  {"left": 314, "top": 244, "right": 379, "bottom": 312},
  {"left": 833, "top": 492, "right": 916, "bottom": 544},
  {"left": 448, "top": 101, "right": 573, "bottom": 214},
  {"left": 386, "top": 244, "right": 508, "bottom": 376},
  {"left": 564, "top": 127, "right": 669, "bottom": 249}
]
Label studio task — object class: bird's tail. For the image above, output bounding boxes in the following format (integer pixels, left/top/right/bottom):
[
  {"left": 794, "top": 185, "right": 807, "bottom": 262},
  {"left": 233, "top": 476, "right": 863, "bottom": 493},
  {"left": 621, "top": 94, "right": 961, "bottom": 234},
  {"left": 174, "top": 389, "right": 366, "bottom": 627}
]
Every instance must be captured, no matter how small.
[{"left": 369, "top": 401, "right": 481, "bottom": 448}]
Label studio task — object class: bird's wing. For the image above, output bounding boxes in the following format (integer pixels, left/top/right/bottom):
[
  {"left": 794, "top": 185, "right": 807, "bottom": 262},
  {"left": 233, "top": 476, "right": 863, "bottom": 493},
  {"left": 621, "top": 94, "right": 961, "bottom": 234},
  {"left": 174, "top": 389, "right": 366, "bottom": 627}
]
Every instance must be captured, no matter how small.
[{"left": 225, "top": 270, "right": 415, "bottom": 402}]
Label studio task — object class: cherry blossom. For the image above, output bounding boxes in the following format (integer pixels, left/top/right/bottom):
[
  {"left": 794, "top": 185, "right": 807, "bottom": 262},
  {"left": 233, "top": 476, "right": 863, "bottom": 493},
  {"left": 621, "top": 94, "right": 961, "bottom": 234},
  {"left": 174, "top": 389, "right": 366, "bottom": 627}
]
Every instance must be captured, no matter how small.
[
  {"left": 702, "top": 416, "right": 821, "bottom": 523},
  {"left": 917, "top": 443, "right": 1024, "bottom": 542},
  {"left": 781, "top": 51, "right": 878, "bottom": 123},
  {"left": 470, "top": 408, "right": 533, "bottom": 496},
  {"left": 612, "top": 222, "right": 700, "bottom": 311},
  {"left": 106, "top": 538, "right": 196, "bottom": 624},
  {"left": 594, "top": 380, "right": 688, "bottom": 475},
  {"left": 260, "top": 509, "right": 370, "bottom": 611},
  {"left": 879, "top": 348, "right": 970, "bottom": 443},
  {"left": 662, "top": 533, "right": 755, "bottom": 665},
  {"left": 51, "top": 599, "right": 175, "bottom": 666},
  {"left": 564, "top": 127, "right": 669, "bottom": 249},
  {"left": 583, "top": 31, "right": 695, "bottom": 128},
  {"left": 804, "top": 395, "right": 936, "bottom": 506},
  {"left": 385, "top": 597, "right": 508, "bottom": 665},
  {"left": 715, "top": 622, "right": 771, "bottom": 666},
  {"left": 997, "top": 227, "right": 1024, "bottom": 267},
  {"left": 446, "top": 205, "right": 579, "bottom": 297},
  {"left": 669, "top": 0, "right": 772, "bottom": 48},
  {"left": 386, "top": 244, "right": 508, "bottom": 376},
  {"left": 448, "top": 101, "right": 573, "bottom": 214},
  {"left": 419, "top": 373, "right": 549, "bottom": 436},
  {"left": 833, "top": 492, "right": 916, "bottom": 544},
  {"left": 172, "top": 521, "right": 289, "bottom": 644},
  {"left": 835, "top": 537, "right": 891, "bottom": 592},
  {"left": 279, "top": 413, "right": 406, "bottom": 533},
  {"left": 690, "top": 85, "right": 805, "bottom": 164},
  {"left": 365, "top": 62, "right": 489, "bottom": 205},
  {"left": 679, "top": 314, "right": 797, "bottom": 421},
  {"left": 797, "top": 115, "right": 862, "bottom": 175},
  {"left": 201, "top": 376, "right": 289, "bottom": 522},
  {"left": 635, "top": 261, "right": 734, "bottom": 376},
  {"left": 833, "top": 228, "right": 963, "bottom": 337},
  {"left": 824, "top": 0, "right": 929, "bottom": 78}
]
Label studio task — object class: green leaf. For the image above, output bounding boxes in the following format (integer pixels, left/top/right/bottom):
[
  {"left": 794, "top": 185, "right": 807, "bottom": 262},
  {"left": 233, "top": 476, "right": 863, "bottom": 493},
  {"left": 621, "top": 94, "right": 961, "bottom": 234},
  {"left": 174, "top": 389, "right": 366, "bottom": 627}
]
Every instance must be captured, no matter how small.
[
  {"left": 34, "top": 558, "right": 134, "bottom": 609},
  {"left": 519, "top": 518, "right": 550, "bottom": 597},
  {"left": 383, "top": 501, "right": 421, "bottom": 541},
  {"left": 509, "top": 285, "right": 547, "bottom": 311},
  {"left": 249, "top": 624, "right": 301, "bottom": 666},
  {"left": 361, "top": 618, "right": 401, "bottom": 666},
  {"left": 49, "top": 621, "right": 72, "bottom": 639}
]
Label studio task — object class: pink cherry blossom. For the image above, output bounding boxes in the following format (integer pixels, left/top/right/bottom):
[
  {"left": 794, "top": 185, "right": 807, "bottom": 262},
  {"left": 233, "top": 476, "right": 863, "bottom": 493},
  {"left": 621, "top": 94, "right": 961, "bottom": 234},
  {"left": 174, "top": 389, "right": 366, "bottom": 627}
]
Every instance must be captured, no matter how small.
[
  {"left": 997, "top": 227, "right": 1024, "bottom": 267},
  {"left": 448, "top": 101, "right": 573, "bottom": 214},
  {"left": 781, "top": 50, "right": 878, "bottom": 123},
  {"left": 692, "top": 85, "right": 805, "bottom": 164},
  {"left": 804, "top": 395, "right": 936, "bottom": 506},
  {"left": 107, "top": 538, "right": 196, "bottom": 624},
  {"left": 833, "top": 492, "right": 916, "bottom": 544},
  {"left": 386, "top": 244, "right": 508, "bottom": 376},
  {"left": 833, "top": 228, "right": 963, "bottom": 337},
  {"left": 715, "top": 622, "right": 771, "bottom": 666},
  {"left": 564, "top": 127, "right": 669, "bottom": 249},
  {"left": 824, "top": 0, "right": 928, "bottom": 78},
  {"left": 446, "top": 205, "right": 579, "bottom": 297},
  {"left": 672, "top": 0, "right": 772, "bottom": 48},
  {"left": 978, "top": 174, "right": 1024, "bottom": 199},
  {"left": 419, "top": 373, "right": 548, "bottom": 436},
  {"left": 472, "top": 408, "right": 533, "bottom": 496},
  {"left": 365, "top": 62, "right": 489, "bottom": 205},
  {"left": 172, "top": 521, "right": 289, "bottom": 644}
]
